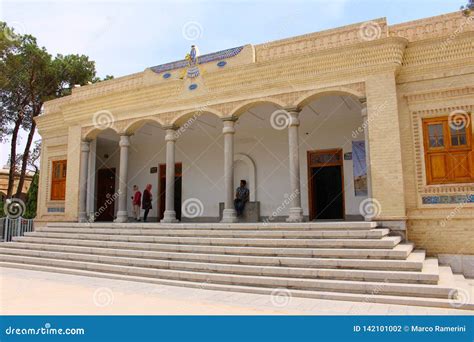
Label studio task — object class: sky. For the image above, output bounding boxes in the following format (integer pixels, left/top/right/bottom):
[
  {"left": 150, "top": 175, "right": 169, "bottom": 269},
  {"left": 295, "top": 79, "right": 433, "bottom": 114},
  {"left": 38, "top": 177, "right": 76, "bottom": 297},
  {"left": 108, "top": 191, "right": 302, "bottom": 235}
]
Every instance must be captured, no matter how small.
[{"left": 0, "top": 0, "right": 464, "bottom": 168}]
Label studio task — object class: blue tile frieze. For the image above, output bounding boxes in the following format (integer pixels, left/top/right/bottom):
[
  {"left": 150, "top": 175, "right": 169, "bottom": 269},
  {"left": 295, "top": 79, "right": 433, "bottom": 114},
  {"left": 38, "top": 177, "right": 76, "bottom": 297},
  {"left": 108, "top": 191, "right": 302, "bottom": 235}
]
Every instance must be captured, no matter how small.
[{"left": 422, "top": 194, "right": 474, "bottom": 204}]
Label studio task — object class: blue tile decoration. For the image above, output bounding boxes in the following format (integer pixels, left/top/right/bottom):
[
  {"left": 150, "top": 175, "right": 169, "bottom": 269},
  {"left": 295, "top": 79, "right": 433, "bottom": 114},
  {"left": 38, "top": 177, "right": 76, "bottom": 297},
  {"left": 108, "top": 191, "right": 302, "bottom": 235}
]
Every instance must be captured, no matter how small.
[
  {"left": 47, "top": 207, "right": 65, "bottom": 213},
  {"left": 422, "top": 194, "right": 474, "bottom": 204},
  {"left": 163, "top": 72, "right": 171, "bottom": 79},
  {"left": 188, "top": 83, "right": 198, "bottom": 91},
  {"left": 150, "top": 46, "right": 244, "bottom": 74},
  {"left": 217, "top": 60, "right": 227, "bottom": 67}
]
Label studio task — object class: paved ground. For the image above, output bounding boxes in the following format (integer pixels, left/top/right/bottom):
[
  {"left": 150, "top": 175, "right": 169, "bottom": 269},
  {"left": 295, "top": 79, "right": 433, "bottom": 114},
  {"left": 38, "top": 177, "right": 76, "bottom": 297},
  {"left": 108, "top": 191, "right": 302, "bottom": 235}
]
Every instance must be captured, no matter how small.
[{"left": 0, "top": 267, "right": 472, "bottom": 315}]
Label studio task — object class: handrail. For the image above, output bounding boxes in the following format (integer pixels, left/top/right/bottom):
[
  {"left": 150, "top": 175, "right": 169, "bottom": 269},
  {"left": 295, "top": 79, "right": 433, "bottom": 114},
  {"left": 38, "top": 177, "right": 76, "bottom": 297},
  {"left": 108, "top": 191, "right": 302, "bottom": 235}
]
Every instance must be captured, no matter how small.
[{"left": 1, "top": 217, "right": 34, "bottom": 242}]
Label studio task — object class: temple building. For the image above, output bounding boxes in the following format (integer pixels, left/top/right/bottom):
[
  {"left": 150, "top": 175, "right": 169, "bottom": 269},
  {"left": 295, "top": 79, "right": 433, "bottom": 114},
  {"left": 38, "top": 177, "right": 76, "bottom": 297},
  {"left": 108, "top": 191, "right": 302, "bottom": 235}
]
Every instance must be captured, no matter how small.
[{"left": 25, "top": 10, "right": 473, "bottom": 284}]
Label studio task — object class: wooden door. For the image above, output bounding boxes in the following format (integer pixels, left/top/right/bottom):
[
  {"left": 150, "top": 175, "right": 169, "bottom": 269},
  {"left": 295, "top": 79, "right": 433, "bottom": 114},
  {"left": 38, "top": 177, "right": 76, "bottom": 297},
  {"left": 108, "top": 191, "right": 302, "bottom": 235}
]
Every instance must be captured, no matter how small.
[
  {"left": 158, "top": 163, "right": 182, "bottom": 220},
  {"left": 96, "top": 168, "right": 116, "bottom": 221},
  {"left": 307, "top": 149, "right": 345, "bottom": 220}
]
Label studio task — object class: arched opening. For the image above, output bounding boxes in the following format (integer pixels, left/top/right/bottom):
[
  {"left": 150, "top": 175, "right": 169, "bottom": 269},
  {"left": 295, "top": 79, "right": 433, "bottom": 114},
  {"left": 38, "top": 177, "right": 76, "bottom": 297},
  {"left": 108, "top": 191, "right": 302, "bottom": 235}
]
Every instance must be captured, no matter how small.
[
  {"left": 234, "top": 101, "right": 290, "bottom": 221},
  {"left": 298, "top": 92, "right": 367, "bottom": 220},
  {"left": 90, "top": 128, "right": 121, "bottom": 222},
  {"left": 175, "top": 111, "right": 224, "bottom": 222}
]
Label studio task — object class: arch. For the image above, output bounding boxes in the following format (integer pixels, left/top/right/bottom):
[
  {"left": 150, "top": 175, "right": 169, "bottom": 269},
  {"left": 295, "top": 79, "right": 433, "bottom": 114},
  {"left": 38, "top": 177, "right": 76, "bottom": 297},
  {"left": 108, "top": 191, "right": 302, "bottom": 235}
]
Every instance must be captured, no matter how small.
[
  {"left": 83, "top": 126, "right": 120, "bottom": 141},
  {"left": 293, "top": 87, "right": 365, "bottom": 110},
  {"left": 229, "top": 98, "right": 286, "bottom": 118},
  {"left": 124, "top": 117, "right": 164, "bottom": 135},
  {"left": 234, "top": 153, "right": 256, "bottom": 201},
  {"left": 171, "top": 108, "right": 223, "bottom": 127}
]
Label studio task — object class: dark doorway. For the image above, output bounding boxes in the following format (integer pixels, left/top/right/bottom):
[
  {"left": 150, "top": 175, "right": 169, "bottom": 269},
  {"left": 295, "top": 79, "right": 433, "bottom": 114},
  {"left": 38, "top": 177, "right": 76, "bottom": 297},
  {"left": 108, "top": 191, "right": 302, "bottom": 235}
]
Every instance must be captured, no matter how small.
[
  {"left": 96, "top": 168, "right": 116, "bottom": 221},
  {"left": 307, "top": 149, "right": 345, "bottom": 220},
  {"left": 158, "top": 163, "right": 182, "bottom": 221}
]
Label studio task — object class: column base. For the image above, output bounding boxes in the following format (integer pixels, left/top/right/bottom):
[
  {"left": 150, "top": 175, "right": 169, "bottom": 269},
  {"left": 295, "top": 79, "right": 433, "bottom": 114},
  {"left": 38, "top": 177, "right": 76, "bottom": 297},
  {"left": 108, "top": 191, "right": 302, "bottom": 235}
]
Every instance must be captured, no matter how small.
[
  {"left": 221, "top": 209, "right": 238, "bottom": 223},
  {"left": 78, "top": 212, "right": 88, "bottom": 223},
  {"left": 114, "top": 211, "right": 128, "bottom": 223},
  {"left": 161, "top": 210, "right": 179, "bottom": 223},
  {"left": 286, "top": 207, "right": 304, "bottom": 222}
]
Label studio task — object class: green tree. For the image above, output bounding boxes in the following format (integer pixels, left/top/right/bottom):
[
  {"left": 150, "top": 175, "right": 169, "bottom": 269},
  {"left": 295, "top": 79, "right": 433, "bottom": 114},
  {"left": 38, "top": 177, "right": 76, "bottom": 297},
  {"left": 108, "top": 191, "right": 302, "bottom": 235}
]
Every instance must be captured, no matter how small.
[
  {"left": 24, "top": 172, "right": 39, "bottom": 219},
  {"left": 1, "top": 21, "right": 111, "bottom": 200}
]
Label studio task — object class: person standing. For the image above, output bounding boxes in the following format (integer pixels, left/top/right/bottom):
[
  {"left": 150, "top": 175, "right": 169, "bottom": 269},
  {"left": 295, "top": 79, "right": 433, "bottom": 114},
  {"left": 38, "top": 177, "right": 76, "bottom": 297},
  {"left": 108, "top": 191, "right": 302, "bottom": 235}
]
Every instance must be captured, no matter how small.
[
  {"left": 131, "top": 185, "right": 142, "bottom": 221},
  {"left": 142, "top": 184, "right": 153, "bottom": 222}
]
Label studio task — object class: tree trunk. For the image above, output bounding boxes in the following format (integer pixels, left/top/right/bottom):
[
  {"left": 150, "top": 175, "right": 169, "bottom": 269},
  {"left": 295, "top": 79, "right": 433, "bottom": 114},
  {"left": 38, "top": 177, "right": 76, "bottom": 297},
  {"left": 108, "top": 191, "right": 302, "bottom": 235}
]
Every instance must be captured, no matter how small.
[
  {"left": 6, "top": 117, "right": 22, "bottom": 198},
  {"left": 15, "top": 119, "right": 37, "bottom": 198}
]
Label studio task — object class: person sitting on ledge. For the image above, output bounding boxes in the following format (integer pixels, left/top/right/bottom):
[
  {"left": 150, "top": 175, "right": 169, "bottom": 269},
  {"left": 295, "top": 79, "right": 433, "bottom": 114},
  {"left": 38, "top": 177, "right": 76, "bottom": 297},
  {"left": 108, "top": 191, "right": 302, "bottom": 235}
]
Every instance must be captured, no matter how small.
[{"left": 234, "top": 179, "right": 249, "bottom": 217}]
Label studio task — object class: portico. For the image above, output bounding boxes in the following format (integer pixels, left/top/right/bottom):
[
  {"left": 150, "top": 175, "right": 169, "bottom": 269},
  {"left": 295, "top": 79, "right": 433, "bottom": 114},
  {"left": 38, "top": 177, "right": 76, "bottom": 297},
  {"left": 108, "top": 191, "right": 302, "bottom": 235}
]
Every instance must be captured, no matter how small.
[{"left": 33, "top": 11, "right": 474, "bottom": 263}]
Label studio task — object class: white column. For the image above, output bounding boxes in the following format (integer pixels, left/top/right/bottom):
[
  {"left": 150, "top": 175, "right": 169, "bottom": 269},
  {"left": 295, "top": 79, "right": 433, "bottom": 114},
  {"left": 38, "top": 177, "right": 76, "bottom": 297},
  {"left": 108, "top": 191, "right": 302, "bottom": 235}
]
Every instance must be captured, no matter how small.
[
  {"left": 286, "top": 108, "right": 304, "bottom": 222},
  {"left": 161, "top": 126, "right": 179, "bottom": 223},
  {"left": 78, "top": 140, "right": 90, "bottom": 223},
  {"left": 221, "top": 117, "right": 238, "bottom": 223},
  {"left": 115, "top": 134, "right": 131, "bottom": 223},
  {"left": 360, "top": 99, "right": 373, "bottom": 200}
]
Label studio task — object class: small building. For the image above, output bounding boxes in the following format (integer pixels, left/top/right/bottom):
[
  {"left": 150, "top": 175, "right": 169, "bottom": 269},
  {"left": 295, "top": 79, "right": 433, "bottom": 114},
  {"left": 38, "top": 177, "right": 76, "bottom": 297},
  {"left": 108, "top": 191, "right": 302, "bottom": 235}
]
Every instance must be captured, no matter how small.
[{"left": 34, "top": 11, "right": 473, "bottom": 267}]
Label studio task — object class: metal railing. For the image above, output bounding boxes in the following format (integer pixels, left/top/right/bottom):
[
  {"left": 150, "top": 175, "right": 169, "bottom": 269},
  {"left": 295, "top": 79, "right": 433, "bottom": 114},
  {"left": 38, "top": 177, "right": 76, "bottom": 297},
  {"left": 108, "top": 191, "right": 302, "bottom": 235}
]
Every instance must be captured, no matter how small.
[{"left": 0, "top": 217, "right": 34, "bottom": 242}]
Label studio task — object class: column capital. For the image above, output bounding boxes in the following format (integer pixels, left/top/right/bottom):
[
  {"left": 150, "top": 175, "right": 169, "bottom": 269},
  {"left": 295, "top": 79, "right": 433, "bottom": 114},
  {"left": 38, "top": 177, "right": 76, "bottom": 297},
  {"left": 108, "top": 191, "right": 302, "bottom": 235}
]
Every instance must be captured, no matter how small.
[
  {"left": 119, "top": 134, "right": 131, "bottom": 147},
  {"left": 222, "top": 118, "right": 236, "bottom": 135},
  {"left": 162, "top": 124, "right": 179, "bottom": 130},
  {"left": 283, "top": 106, "right": 301, "bottom": 114},
  {"left": 221, "top": 115, "right": 238, "bottom": 122},
  {"left": 165, "top": 129, "right": 178, "bottom": 142},
  {"left": 80, "top": 140, "right": 91, "bottom": 152}
]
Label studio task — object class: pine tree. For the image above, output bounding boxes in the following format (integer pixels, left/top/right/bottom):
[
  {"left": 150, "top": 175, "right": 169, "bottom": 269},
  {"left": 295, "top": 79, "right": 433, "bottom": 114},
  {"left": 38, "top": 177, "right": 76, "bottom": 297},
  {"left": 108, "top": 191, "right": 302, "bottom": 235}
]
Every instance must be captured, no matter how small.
[{"left": 24, "top": 172, "right": 39, "bottom": 219}]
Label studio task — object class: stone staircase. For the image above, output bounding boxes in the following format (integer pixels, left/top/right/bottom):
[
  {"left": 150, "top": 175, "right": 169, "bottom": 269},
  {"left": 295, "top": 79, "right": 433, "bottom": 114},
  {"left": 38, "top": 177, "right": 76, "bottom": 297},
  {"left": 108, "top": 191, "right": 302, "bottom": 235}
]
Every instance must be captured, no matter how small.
[{"left": 0, "top": 221, "right": 472, "bottom": 310}]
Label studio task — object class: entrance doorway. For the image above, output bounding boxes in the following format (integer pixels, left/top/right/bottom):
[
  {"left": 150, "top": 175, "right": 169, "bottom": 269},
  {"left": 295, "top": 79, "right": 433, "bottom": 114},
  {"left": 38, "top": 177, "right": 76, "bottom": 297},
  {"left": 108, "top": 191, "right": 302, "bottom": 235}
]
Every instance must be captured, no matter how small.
[
  {"left": 158, "top": 163, "right": 182, "bottom": 221},
  {"left": 96, "top": 168, "right": 116, "bottom": 221},
  {"left": 307, "top": 149, "right": 345, "bottom": 220}
]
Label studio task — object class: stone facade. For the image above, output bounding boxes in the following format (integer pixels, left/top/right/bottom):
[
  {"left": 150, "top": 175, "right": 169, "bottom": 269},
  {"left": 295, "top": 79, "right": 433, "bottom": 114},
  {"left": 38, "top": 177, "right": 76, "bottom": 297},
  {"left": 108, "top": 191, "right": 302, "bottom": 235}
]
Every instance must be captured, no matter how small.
[{"left": 35, "top": 11, "right": 474, "bottom": 258}]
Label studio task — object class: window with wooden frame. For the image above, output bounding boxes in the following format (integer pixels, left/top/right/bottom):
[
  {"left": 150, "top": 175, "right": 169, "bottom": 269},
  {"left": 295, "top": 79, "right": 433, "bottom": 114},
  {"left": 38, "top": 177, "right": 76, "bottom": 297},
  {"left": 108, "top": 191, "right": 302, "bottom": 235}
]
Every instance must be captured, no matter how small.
[
  {"left": 51, "top": 160, "right": 67, "bottom": 200},
  {"left": 422, "top": 113, "right": 473, "bottom": 185}
]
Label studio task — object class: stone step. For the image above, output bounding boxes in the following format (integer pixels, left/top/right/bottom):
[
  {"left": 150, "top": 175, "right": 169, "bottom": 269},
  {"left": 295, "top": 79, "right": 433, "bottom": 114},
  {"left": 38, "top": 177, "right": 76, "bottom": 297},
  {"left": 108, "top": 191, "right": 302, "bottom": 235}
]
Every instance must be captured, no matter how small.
[
  {"left": 0, "top": 254, "right": 453, "bottom": 298},
  {"left": 0, "top": 247, "right": 438, "bottom": 284},
  {"left": 13, "top": 236, "right": 414, "bottom": 259},
  {"left": 23, "top": 232, "right": 402, "bottom": 249},
  {"left": 2, "top": 242, "right": 426, "bottom": 271},
  {"left": 35, "top": 227, "right": 390, "bottom": 239},
  {"left": 46, "top": 221, "right": 378, "bottom": 230},
  {"left": 1, "top": 262, "right": 471, "bottom": 310}
]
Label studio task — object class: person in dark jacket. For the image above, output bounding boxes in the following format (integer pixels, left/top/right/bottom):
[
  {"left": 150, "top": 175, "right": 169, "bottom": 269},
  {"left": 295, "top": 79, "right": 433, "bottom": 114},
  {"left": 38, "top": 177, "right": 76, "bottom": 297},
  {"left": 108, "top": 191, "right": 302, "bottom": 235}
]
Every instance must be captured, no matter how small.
[{"left": 142, "top": 184, "right": 152, "bottom": 222}]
